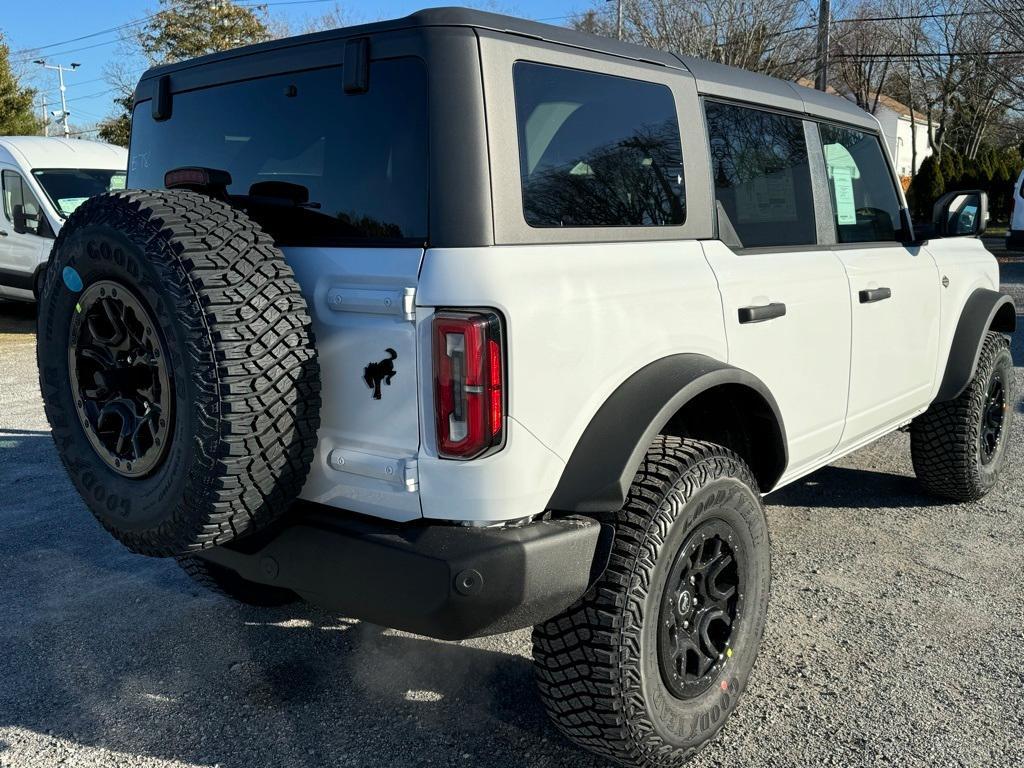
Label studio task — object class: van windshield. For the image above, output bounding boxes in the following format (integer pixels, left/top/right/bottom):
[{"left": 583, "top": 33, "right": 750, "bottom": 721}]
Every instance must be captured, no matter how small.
[
  {"left": 33, "top": 169, "right": 127, "bottom": 218},
  {"left": 128, "top": 58, "right": 429, "bottom": 247}
]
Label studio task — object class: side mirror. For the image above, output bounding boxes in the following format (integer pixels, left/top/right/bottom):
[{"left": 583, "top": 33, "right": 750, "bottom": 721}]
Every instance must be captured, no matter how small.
[
  {"left": 11, "top": 204, "right": 41, "bottom": 236},
  {"left": 931, "top": 190, "right": 987, "bottom": 238},
  {"left": 11, "top": 204, "right": 27, "bottom": 233}
]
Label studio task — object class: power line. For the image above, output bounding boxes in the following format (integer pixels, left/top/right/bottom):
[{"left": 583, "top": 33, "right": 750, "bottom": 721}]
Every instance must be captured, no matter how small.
[{"left": 12, "top": 0, "right": 339, "bottom": 62}]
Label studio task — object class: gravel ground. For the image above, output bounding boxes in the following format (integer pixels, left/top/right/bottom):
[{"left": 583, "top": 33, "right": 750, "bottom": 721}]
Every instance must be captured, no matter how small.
[{"left": 2, "top": 267, "right": 1023, "bottom": 768}]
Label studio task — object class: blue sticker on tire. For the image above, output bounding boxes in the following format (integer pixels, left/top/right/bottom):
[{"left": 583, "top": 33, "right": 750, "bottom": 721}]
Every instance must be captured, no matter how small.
[{"left": 62, "top": 267, "right": 83, "bottom": 293}]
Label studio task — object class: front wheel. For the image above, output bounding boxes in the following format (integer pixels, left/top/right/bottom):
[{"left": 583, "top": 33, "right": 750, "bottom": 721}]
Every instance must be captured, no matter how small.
[
  {"left": 532, "top": 436, "right": 771, "bottom": 767},
  {"left": 912, "top": 331, "right": 1015, "bottom": 501}
]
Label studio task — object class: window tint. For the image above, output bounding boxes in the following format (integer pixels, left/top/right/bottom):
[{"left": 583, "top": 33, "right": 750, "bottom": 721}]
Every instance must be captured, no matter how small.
[
  {"left": 1, "top": 170, "right": 44, "bottom": 235},
  {"left": 705, "top": 102, "right": 816, "bottom": 248},
  {"left": 819, "top": 124, "right": 905, "bottom": 243},
  {"left": 129, "top": 58, "right": 428, "bottom": 246},
  {"left": 513, "top": 62, "right": 685, "bottom": 228}
]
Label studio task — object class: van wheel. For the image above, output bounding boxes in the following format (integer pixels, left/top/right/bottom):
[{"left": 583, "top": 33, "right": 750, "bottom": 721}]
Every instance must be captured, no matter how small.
[
  {"left": 177, "top": 556, "right": 299, "bottom": 607},
  {"left": 911, "top": 332, "right": 1015, "bottom": 501},
  {"left": 532, "top": 437, "right": 770, "bottom": 768},
  {"left": 37, "top": 190, "right": 321, "bottom": 557}
]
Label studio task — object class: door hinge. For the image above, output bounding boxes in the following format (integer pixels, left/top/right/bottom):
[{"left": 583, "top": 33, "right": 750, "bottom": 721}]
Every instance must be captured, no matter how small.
[
  {"left": 326, "top": 286, "right": 416, "bottom": 322},
  {"left": 328, "top": 448, "right": 418, "bottom": 492}
]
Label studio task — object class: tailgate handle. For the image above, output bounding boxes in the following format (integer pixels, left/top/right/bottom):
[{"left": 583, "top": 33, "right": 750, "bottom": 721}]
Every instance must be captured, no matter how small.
[
  {"left": 327, "top": 286, "right": 416, "bottom": 321},
  {"left": 738, "top": 302, "right": 786, "bottom": 324}
]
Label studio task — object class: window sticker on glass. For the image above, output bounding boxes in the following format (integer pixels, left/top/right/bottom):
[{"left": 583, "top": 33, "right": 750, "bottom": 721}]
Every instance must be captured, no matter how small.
[
  {"left": 831, "top": 167, "right": 856, "bottom": 224},
  {"left": 57, "top": 197, "right": 89, "bottom": 215},
  {"left": 734, "top": 167, "right": 797, "bottom": 224},
  {"left": 824, "top": 143, "right": 859, "bottom": 225}
]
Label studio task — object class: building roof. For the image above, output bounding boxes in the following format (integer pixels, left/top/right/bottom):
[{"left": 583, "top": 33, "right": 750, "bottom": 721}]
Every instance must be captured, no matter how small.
[
  {"left": 138, "top": 7, "right": 878, "bottom": 131},
  {"left": 872, "top": 93, "right": 929, "bottom": 123},
  {"left": 0, "top": 137, "right": 127, "bottom": 171},
  {"left": 794, "top": 79, "right": 929, "bottom": 123}
]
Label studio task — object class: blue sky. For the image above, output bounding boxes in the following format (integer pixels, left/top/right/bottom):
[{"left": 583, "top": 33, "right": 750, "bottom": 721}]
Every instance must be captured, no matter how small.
[{"left": 2, "top": 0, "right": 585, "bottom": 134}]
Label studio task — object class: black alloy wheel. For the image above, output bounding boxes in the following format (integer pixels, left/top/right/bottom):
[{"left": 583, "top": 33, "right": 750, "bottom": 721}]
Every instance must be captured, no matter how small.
[
  {"left": 68, "top": 280, "right": 174, "bottom": 478},
  {"left": 658, "top": 519, "right": 744, "bottom": 700},
  {"left": 979, "top": 367, "right": 1007, "bottom": 466}
]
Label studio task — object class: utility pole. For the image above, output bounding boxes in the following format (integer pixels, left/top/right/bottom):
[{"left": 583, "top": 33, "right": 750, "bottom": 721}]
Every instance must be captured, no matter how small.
[
  {"left": 39, "top": 94, "right": 48, "bottom": 137},
  {"left": 34, "top": 60, "right": 80, "bottom": 138},
  {"left": 814, "top": 0, "right": 831, "bottom": 91}
]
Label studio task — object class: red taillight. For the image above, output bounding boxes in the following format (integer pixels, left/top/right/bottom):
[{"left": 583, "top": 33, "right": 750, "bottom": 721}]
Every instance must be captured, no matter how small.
[{"left": 433, "top": 311, "right": 505, "bottom": 459}]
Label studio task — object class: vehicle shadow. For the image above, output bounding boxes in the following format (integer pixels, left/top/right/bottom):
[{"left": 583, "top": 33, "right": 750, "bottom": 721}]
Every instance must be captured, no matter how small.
[
  {"left": 0, "top": 431, "right": 605, "bottom": 768},
  {"left": 0, "top": 299, "right": 36, "bottom": 335},
  {"left": 768, "top": 464, "right": 942, "bottom": 510}
]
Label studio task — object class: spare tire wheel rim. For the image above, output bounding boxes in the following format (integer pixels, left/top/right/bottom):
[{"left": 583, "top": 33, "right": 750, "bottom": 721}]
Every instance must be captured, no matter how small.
[
  {"left": 657, "top": 518, "right": 746, "bottom": 700},
  {"left": 68, "top": 280, "right": 174, "bottom": 478}
]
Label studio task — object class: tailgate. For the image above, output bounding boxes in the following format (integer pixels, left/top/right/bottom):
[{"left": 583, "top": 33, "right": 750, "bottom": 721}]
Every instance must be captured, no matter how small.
[{"left": 286, "top": 246, "right": 424, "bottom": 521}]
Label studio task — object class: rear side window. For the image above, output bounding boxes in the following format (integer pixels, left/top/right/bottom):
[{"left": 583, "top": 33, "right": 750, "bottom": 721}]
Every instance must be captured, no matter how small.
[
  {"left": 129, "top": 58, "right": 428, "bottom": 246},
  {"left": 705, "top": 102, "right": 816, "bottom": 248},
  {"left": 819, "top": 124, "right": 905, "bottom": 243},
  {"left": 513, "top": 62, "right": 685, "bottom": 228}
]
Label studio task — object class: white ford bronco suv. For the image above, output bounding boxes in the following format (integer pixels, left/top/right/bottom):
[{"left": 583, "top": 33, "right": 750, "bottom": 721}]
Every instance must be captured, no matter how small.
[{"left": 36, "top": 9, "right": 1016, "bottom": 767}]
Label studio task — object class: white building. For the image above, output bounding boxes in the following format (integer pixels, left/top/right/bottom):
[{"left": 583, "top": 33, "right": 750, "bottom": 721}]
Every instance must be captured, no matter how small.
[{"left": 871, "top": 94, "right": 935, "bottom": 185}]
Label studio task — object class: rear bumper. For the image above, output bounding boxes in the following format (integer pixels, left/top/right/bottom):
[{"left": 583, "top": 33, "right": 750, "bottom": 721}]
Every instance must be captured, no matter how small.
[{"left": 196, "top": 504, "right": 604, "bottom": 640}]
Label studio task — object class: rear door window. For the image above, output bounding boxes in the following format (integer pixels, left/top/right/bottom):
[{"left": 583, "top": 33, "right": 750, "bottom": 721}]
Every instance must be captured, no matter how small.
[
  {"left": 704, "top": 101, "right": 816, "bottom": 248},
  {"left": 129, "top": 58, "right": 428, "bottom": 246},
  {"left": 819, "top": 124, "right": 905, "bottom": 243},
  {"left": 513, "top": 62, "right": 685, "bottom": 228}
]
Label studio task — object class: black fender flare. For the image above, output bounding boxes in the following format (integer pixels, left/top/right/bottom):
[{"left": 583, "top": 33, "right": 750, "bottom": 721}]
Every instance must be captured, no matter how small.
[
  {"left": 935, "top": 288, "right": 1016, "bottom": 402},
  {"left": 546, "top": 354, "right": 787, "bottom": 514}
]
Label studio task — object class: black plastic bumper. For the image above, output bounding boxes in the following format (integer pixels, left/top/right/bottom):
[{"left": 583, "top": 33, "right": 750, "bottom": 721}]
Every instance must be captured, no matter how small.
[{"left": 196, "top": 504, "right": 604, "bottom": 640}]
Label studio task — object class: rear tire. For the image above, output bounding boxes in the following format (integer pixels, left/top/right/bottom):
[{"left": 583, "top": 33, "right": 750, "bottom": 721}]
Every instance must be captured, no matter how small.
[
  {"left": 177, "top": 556, "right": 299, "bottom": 607},
  {"left": 532, "top": 436, "right": 770, "bottom": 768},
  {"left": 911, "top": 332, "right": 1015, "bottom": 501},
  {"left": 37, "top": 190, "right": 321, "bottom": 556}
]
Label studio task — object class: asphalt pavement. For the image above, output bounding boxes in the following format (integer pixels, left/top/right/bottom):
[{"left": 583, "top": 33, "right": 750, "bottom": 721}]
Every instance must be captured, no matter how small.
[{"left": 1, "top": 265, "right": 1023, "bottom": 768}]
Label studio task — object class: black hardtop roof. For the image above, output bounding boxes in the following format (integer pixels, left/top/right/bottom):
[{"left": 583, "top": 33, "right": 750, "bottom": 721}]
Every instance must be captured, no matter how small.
[{"left": 137, "top": 6, "right": 876, "bottom": 131}]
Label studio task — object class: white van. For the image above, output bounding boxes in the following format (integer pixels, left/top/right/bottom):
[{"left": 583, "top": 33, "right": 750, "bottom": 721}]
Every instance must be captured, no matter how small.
[
  {"left": 1009, "top": 168, "right": 1024, "bottom": 251},
  {"left": 0, "top": 137, "right": 127, "bottom": 301}
]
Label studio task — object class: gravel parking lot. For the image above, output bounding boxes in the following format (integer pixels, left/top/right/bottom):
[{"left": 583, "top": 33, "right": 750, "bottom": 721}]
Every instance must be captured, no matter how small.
[{"left": 2, "top": 265, "right": 1023, "bottom": 768}]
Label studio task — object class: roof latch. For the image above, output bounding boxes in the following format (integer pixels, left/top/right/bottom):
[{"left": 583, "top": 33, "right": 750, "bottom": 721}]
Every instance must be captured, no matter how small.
[{"left": 343, "top": 37, "right": 370, "bottom": 94}]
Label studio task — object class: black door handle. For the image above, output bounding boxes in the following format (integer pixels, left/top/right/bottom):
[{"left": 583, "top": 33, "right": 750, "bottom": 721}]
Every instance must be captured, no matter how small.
[
  {"left": 0, "top": 230, "right": 8, "bottom": 236},
  {"left": 859, "top": 287, "right": 892, "bottom": 304},
  {"left": 738, "top": 302, "right": 787, "bottom": 324}
]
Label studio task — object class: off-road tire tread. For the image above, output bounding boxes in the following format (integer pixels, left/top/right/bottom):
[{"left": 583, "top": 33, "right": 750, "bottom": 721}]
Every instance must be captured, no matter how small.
[
  {"left": 911, "top": 331, "right": 1013, "bottom": 501},
  {"left": 532, "top": 436, "right": 764, "bottom": 768},
  {"left": 40, "top": 189, "right": 321, "bottom": 556}
]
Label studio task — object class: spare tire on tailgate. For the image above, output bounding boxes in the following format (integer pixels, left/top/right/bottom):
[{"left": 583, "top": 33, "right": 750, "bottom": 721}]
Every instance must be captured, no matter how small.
[{"left": 37, "top": 189, "right": 321, "bottom": 557}]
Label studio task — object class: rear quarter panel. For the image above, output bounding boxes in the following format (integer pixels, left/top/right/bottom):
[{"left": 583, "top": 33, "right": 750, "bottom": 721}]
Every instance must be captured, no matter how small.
[{"left": 416, "top": 242, "right": 726, "bottom": 522}]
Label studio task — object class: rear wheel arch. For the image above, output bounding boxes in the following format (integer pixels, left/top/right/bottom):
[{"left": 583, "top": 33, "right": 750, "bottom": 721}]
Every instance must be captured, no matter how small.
[
  {"left": 546, "top": 355, "right": 787, "bottom": 513},
  {"left": 936, "top": 288, "right": 1016, "bottom": 403}
]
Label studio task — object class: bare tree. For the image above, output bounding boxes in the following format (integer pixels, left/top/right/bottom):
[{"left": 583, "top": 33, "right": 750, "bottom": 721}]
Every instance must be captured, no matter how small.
[
  {"left": 573, "top": 0, "right": 819, "bottom": 79},
  {"left": 829, "top": 0, "right": 903, "bottom": 112}
]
